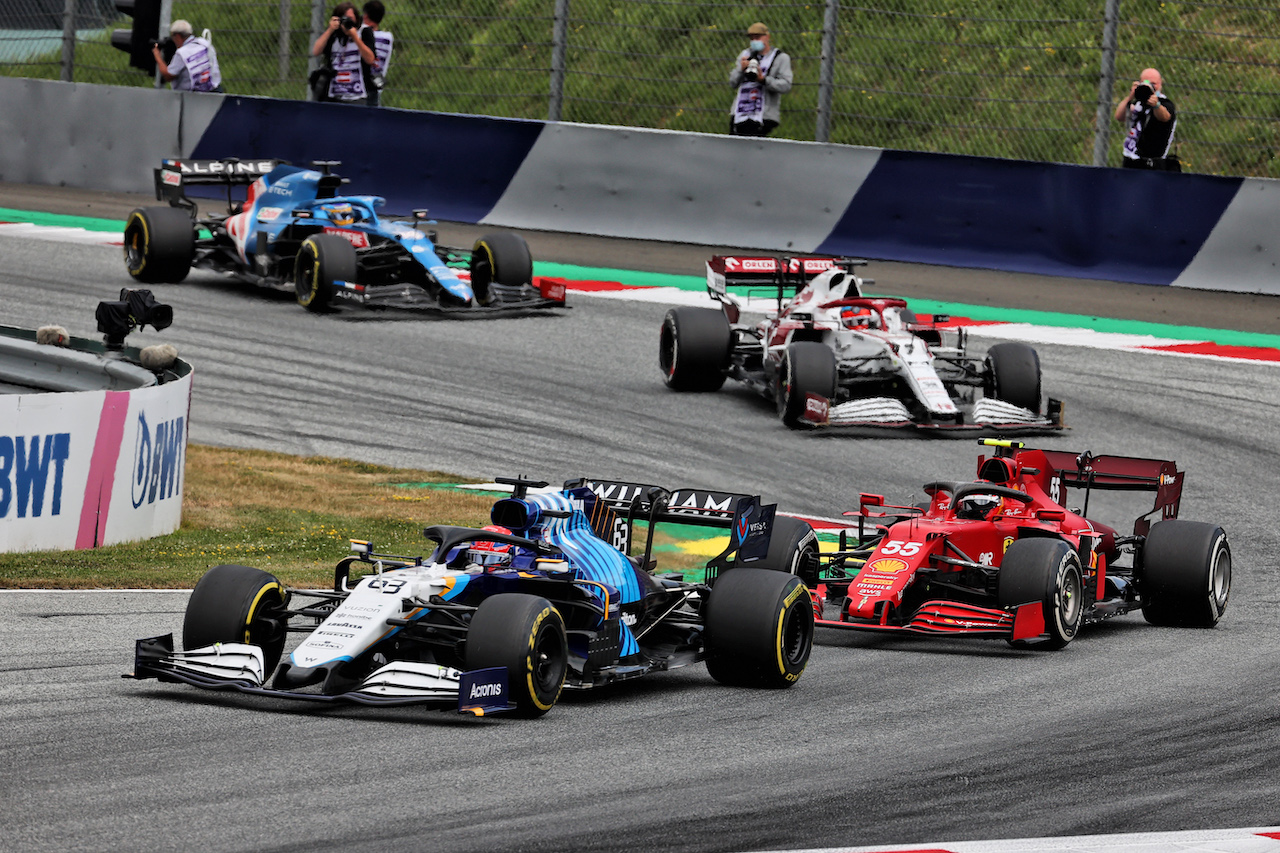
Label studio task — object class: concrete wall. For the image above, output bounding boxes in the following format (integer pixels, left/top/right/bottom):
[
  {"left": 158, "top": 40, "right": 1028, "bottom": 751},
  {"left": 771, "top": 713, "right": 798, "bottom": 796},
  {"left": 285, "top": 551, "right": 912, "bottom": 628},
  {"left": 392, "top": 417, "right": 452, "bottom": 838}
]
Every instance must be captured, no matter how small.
[{"left": 1, "top": 77, "right": 1275, "bottom": 293}]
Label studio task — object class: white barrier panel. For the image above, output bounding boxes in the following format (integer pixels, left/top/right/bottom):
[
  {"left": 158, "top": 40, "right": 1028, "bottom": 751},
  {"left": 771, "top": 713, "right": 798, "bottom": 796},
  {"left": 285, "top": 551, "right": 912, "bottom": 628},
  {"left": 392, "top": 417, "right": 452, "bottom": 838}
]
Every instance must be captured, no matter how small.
[{"left": 0, "top": 371, "right": 192, "bottom": 553}]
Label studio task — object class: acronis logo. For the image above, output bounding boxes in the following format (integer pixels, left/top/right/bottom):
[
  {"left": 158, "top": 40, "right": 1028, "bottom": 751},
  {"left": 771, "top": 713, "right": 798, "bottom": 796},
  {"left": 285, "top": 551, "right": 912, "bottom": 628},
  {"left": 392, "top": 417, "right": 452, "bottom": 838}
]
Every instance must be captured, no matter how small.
[
  {"left": 0, "top": 434, "right": 70, "bottom": 519},
  {"left": 131, "top": 413, "right": 184, "bottom": 509}
]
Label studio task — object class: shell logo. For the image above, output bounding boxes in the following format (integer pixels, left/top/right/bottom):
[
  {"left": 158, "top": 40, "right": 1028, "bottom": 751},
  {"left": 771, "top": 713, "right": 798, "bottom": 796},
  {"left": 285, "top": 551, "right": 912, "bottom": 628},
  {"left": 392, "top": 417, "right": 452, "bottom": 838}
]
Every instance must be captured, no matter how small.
[{"left": 868, "top": 558, "right": 909, "bottom": 574}]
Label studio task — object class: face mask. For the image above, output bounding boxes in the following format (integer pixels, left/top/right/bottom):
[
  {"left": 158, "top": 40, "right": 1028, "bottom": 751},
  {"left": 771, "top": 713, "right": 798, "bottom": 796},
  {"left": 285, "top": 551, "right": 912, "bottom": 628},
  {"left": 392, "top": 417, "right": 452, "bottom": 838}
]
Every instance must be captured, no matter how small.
[{"left": 749, "top": 39, "right": 765, "bottom": 53}]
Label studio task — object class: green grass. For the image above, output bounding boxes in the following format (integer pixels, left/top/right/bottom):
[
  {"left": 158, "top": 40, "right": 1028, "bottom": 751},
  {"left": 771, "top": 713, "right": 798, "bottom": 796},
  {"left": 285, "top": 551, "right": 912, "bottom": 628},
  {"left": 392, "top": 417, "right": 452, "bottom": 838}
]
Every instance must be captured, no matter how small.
[{"left": 4, "top": 0, "right": 1277, "bottom": 175}]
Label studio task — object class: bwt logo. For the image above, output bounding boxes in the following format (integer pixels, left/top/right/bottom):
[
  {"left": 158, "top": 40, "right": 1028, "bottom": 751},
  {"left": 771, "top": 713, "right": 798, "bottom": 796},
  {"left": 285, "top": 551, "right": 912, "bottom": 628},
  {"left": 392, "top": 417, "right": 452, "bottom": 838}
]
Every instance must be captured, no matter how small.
[
  {"left": 131, "top": 413, "right": 185, "bottom": 509},
  {"left": 0, "top": 434, "right": 70, "bottom": 519}
]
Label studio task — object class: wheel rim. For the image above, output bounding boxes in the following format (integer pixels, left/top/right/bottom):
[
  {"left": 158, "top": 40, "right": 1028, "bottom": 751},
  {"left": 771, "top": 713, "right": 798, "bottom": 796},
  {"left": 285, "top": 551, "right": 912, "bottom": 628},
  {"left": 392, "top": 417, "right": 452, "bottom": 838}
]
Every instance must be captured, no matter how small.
[
  {"left": 780, "top": 597, "right": 812, "bottom": 668},
  {"left": 1211, "top": 544, "right": 1231, "bottom": 607},
  {"left": 659, "top": 321, "right": 678, "bottom": 378},
  {"left": 531, "top": 622, "right": 567, "bottom": 697},
  {"left": 1058, "top": 564, "right": 1082, "bottom": 633},
  {"left": 124, "top": 217, "right": 147, "bottom": 273}
]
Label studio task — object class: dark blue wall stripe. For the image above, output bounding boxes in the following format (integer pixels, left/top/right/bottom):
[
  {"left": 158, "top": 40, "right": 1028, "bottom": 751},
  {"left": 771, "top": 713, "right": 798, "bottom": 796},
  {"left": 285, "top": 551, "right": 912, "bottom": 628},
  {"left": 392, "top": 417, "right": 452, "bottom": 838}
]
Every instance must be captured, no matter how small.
[
  {"left": 817, "top": 150, "right": 1243, "bottom": 285},
  {"left": 189, "top": 98, "right": 546, "bottom": 222}
]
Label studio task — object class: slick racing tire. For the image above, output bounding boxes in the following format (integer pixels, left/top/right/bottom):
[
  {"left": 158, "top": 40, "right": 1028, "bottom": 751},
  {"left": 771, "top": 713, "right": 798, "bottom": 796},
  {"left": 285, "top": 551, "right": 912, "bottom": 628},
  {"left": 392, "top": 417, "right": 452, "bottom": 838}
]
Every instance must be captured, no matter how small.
[
  {"left": 753, "top": 515, "right": 821, "bottom": 587},
  {"left": 470, "top": 232, "right": 533, "bottom": 305},
  {"left": 1139, "top": 520, "right": 1231, "bottom": 628},
  {"left": 123, "top": 207, "right": 195, "bottom": 284},
  {"left": 777, "top": 341, "right": 837, "bottom": 429},
  {"left": 659, "top": 307, "right": 731, "bottom": 392},
  {"left": 984, "top": 342, "right": 1042, "bottom": 414},
  {"left": 295, "top": 233, "right": 357, "bottom": 312},
  {"left": 466, "top": 594, "right": 567, "bottom": 717},
  {"left": 997, "top": 538, "right": 1083, "bottom": 650},
  {"left": 184, "top": 564, "right": 289, "bottom": 672},
  {"left": 704, "top": 568, "right": 813, "bottom": 688}
]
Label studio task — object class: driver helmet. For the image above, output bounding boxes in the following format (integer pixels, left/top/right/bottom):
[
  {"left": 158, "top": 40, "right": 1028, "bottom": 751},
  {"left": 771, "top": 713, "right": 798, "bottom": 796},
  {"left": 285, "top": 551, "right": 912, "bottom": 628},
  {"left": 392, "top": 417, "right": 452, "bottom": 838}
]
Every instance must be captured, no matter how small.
[
  {"left": 322, "top": 202, "right": 358, "bottom": 225},
  {"left": 956, "top": 494, "right": 1003, "bottom": 520},
  {"left": 841, "top": 306, "right": 876, "bottom": 329},
  {"left": 468, "top": 525, "right": 514, "bottom": 569}
]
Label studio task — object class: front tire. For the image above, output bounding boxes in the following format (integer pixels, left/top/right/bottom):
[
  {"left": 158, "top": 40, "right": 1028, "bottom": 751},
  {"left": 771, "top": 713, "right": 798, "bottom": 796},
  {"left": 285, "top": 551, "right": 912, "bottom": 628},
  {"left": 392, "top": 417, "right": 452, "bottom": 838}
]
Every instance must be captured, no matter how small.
[
  {"left": 123, "top": 207, "right": 195, "bottom": 284},
  {"left": 659, "top": 307, "right": 731, "bottom": 392},
  {"left": 470, "top": 232, "right": 533, "bottom": 305},
  {"left": 466, "top": 594, "right": 567, "bottom": 717},
  {"left": 704, "top": 568, "right": 813, "bottom": 688},
  {"left": 997, "top": 538, "right": 1082, "bottom": 649},
  {"left": 777, "top": 341, "right": 837, "bottom": 429},
  {"left": 295, "top": 233, "right": 357, "bottom": 312},
  {"left": 183, "top": 564, "right": 289, "bottom": 671},
  {"left": 1140, "top": 520, "right": 1231, "bottom": 628},
  {"left": 984, "top": 342, "right": 1042, "bottom": 413}
]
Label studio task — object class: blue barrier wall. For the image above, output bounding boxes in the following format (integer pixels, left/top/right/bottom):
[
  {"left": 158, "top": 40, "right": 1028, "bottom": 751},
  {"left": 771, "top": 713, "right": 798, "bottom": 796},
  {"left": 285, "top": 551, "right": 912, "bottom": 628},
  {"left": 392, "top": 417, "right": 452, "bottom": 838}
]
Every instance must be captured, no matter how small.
[
  {"left": 816, "top": 150, "right": 1244, "bottom": 286},
  {"left": 190, "top": 97, "right": 546, "bottom": 223}
]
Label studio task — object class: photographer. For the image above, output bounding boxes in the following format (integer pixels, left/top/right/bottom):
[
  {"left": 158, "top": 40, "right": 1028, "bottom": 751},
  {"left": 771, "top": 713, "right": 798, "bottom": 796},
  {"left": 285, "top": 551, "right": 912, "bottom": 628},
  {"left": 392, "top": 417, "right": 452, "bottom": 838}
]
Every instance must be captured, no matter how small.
[
  {"left": 1114, "top": 67, "right": 1180, "bottom": 171},
  {"left": 310, "top": 2, "right": 377, "bottom": 105},
  {"left": 151, "top": 20, "right": 223, "bottom": 93},
  {"left": 728, "top": 22, "right": 792, "bottom": 137}
]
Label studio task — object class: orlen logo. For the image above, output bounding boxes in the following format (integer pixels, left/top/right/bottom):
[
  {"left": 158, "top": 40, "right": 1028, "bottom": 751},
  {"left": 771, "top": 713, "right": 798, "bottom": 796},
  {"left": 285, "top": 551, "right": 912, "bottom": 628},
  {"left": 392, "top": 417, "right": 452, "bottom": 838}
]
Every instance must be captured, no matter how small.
[
  {"left": 469, "top": 682, "right": 503, "bottom": 699},
  {"left": 803, "top": 394, "right": 829, "bottom": 424},
  {"left": 867, "top": 558, "right": 909, "bottom": 574},
  {"left": 323, "top": 227, "right": 369, "bottom": 249},
  {"left": 787, "top": 258, "right": 837, "bottom": 274},
  {"left": 723, "top": 257, "right": 777, "bottom": 272},
  {"left": 131, "top": 413, "right": 185, "bottom": 509}
]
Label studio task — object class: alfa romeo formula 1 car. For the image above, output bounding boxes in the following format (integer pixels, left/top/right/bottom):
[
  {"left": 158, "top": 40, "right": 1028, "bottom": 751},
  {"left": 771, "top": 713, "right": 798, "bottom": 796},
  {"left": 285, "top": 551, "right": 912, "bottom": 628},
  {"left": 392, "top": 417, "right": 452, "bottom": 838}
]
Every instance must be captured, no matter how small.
[
  {"left": 789, "top": 439, "right": 1230, "bottom": 648},
  {"left": 122, "top": 158, "right": 566, "bottom": 315},
  {"left": 127, "top": 477, "right": 814, "bottom": 717},
  {"left": 659, "top": 256, "right": 1064, "bottom": 432}
]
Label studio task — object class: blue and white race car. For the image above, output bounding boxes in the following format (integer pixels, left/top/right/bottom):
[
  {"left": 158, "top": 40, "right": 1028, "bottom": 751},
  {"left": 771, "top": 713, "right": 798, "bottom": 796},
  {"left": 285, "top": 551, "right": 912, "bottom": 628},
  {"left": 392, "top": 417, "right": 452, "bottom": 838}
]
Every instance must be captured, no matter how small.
[
  {"left": 127, "top": 477, "right": 815, "bottom": 717},
  {"left": 123, "top": 158, "right": 566, "bottom": 314}
]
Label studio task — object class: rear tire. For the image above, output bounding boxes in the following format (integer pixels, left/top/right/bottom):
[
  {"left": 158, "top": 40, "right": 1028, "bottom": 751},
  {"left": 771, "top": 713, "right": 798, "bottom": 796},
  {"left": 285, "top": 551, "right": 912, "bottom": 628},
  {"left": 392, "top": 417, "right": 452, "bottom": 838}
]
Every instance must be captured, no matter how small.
[
  {"left": 777, "top": 341, "right": 837, "bottom": 429},
  {"left": 984, "top": 342, "right": 1042, "bottom": 413},
  {"left": 997, "top": 538, "right": 1082, "bottom": 649},
  {"left": 123, "top": 207, "right": 194, "bottom": 284},
  {"left": 751, "top": 515, "right": 820, "bottom": 587},
  {"left": 466, "top": 594, "right": 567, "bottom": 717},
  {"left": 1140, "top": 520, "right": 1231, "bottom": 627},
  {"left": 295, "top": 233, "right": 357, "bottom": 312},
  {"left": 704, "top": 568, "right": 813, "bottom": 688},
  {"left": 470, "top": 232, "right": 533, "bottom": 305},
  {"left": 659, "top": 307, "right": 731, "bottom": 392},
  {"left": 183, "top": 564, "right": 288, "bottom": 672}
]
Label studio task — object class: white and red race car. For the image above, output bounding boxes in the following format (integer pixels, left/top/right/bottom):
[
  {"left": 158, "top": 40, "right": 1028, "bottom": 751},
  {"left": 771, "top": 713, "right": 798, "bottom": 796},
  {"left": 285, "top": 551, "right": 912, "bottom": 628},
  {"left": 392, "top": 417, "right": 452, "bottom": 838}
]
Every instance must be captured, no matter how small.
[{"left": 659, "top": 255, "right": 1064, "bottom": 432}]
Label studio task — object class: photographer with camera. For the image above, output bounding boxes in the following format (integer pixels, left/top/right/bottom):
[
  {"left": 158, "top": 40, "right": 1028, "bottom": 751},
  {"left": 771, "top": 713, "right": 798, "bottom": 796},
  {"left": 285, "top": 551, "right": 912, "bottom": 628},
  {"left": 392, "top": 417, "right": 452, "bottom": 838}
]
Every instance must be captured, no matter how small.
[
  {"left": 151, "top": 20, "right": 223, "bottom": 93},
  {"left": 1114, "top": 67, "right": 1180, "bottom": 171},
  {"left": 310, "top": 2, "right": 377, "bottom": 105},
  {"left": 728, "top": 22, "right": 792, "bottom": 137}
]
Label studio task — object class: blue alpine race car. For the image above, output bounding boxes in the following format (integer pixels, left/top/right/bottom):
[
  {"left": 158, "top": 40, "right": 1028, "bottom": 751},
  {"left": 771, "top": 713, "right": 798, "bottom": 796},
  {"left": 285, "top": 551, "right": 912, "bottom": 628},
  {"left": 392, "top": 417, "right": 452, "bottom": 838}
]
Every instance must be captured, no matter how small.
[
  {"left": 127, "top": 477, "right": 816, "bottom": 717},
  {"left": 122, "top": 158, "right": 566, "bottom": 314}
]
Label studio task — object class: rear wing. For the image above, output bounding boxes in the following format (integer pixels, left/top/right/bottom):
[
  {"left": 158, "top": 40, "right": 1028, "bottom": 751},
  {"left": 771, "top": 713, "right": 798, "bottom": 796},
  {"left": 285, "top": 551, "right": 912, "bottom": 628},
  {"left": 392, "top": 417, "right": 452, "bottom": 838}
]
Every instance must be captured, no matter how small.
[
  {"left": 1035, "top": 448, "right": 1182, "bottom": 535},
  {"left": 705, "top": 255, "right": 868, "bottom": 309},
  {"left": 563, "top": 477, "right": 776, "bottom": 578},
  {"left": 154, "top": 158, "right": 284, "bottom": 203}
]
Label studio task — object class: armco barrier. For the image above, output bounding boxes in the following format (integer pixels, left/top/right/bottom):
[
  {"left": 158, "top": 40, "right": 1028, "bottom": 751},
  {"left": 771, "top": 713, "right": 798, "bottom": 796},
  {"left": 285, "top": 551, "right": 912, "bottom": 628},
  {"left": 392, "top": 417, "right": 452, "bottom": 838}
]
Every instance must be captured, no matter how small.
[
  {"left": 1, "top": 78, "right": 1275, "bottom": 293},
  {"left": 0, "top": 328, "right": 192, "bottom": 553}
]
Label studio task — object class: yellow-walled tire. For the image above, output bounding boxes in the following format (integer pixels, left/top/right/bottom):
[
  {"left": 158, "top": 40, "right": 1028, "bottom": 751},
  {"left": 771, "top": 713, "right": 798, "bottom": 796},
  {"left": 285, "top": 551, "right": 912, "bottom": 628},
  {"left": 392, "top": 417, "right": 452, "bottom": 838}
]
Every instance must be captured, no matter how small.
[
  {"left": 183, "top": 564, "right": 289, "bottom": 672},
  {"left": 123, "top": 207, "right": 195, "bottom": 284},
  {"left": 704, "top": 568, "right": 813, "bottom": 688},
  {"left": 466, "top": 594, "right": 567, "bottom": 717}
]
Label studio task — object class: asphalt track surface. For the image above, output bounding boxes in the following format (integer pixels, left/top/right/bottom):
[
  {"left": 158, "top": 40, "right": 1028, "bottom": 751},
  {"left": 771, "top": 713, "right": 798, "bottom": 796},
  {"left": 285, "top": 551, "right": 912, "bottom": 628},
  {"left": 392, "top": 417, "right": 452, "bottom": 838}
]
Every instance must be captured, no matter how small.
[{"left": 3, "top": 185, "right": 1280, "bottom": 853}]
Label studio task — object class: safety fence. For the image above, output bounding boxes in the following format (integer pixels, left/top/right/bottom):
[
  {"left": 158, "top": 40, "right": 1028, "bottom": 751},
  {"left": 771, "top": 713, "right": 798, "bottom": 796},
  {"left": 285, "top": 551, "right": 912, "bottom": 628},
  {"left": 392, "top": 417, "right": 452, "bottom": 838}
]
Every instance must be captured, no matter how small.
[{"left": 1, "top": 0, "right": 1277, "bottom": 177}]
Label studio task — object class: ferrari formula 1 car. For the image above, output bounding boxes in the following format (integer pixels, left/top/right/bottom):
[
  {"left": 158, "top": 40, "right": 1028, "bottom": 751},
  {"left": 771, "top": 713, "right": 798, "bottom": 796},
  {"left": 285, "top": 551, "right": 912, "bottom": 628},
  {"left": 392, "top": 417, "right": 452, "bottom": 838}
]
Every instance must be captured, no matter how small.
[
  {"left": 122, "top": 158, "right": 566, "bottom": 315},
  {"left": 659, "top": 256, "right": 1064, "bottom": 432},
  {"left": 127, "top": 477, "right": 814, "bottom": 717},
  {"left": 791, "top": 439, "right": 1230, "bottom": 648}
]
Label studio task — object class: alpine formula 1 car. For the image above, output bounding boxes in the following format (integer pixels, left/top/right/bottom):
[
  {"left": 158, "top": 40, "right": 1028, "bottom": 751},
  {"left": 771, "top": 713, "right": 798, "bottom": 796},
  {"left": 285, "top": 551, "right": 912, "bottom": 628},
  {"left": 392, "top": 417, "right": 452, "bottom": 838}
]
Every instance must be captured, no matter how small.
[
  {"left": 122, "top": 158, "right": 566, "bottom": 315},
  {"left": 791, "top": 439, "right": 1230, "bottom": 648},
  {"left": 127, "top": 477, "right": 814, "bottom": 717},
  {"left": 659, "top": 256, "right": 1064, "bottom": 432}
]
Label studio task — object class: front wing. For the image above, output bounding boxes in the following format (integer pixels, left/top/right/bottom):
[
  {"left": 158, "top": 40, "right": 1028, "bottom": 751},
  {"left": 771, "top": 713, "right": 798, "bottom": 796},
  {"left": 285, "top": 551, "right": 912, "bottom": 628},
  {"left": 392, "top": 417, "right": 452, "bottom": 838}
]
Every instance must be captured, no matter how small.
[
  {"left": 816, "top": 598, "right": 1048, "bottom": 640},
  {"left": 801, "top": 395, "right": 1066, "bottom": 434},
  {"left": 125, "top": 634, "right": 516, "bottom": 716}
]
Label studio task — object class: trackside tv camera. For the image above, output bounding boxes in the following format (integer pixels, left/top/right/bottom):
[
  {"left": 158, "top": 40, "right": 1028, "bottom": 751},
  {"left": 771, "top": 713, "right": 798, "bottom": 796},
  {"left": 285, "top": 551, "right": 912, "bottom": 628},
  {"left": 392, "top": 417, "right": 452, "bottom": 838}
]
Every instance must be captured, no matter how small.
[{"left": 96, "top": 288, "right": 173, "bottom": 350}]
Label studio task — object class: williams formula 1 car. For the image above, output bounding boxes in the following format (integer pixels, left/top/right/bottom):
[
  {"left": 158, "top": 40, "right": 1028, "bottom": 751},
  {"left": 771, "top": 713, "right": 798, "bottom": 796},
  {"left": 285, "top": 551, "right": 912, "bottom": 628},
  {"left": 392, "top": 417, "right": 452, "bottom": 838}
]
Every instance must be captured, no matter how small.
[
  {"left": 127, "top": 477, "right": 814, "bottom": 717},
  {"left": 123, "top": 158, "right": 566, "bottom": 315},
  {"left": 792, "top": 439, "right": 1230, "bottom": 648},
  {"left": 660, "top": 256, "right": 1063, "bottom": 432}
]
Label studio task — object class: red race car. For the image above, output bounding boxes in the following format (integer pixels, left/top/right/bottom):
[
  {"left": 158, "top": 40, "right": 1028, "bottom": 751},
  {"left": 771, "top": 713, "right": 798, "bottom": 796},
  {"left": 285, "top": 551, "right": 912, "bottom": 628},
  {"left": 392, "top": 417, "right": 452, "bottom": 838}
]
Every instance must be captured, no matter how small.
[{"left": 802, "top": 439, "right": 1230, "bottom": 648}]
